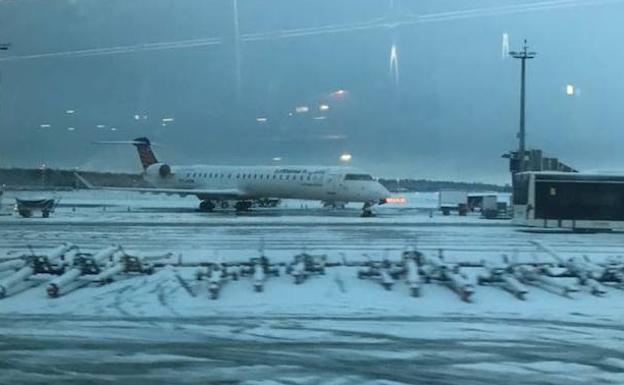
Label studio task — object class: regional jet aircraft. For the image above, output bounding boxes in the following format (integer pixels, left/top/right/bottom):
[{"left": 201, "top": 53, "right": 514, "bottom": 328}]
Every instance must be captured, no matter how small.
[{"left": 76, "top": 137, "right": 390, "bottom": 216}]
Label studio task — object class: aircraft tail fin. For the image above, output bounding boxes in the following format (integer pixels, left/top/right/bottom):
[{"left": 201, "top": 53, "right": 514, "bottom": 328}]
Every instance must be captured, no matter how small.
[
  {"left": 93, "top": 137, "right": 160, "bottom": 170},
  {"left": 132, "top": 137, "right": 158, "bottom": 170}
]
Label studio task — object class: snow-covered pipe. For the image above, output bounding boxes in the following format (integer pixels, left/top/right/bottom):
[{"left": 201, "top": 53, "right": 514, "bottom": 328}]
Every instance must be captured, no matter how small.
[
  {"left": 61, "top": 249, "right": 80, "bottom": 266},
  {"left": 92, "top": 245, "right": 121, "bottom": 263},
  {"left": 209, "top": 269, "right": 222, "bottom": 284},
  {"left": 209, "top": 282, "right": 220, "bottom": 299},
  {"left": 46, "top": 246, "right": 121, "bottom": 297},
  {"left": 0, "top": 259, "right": 26, "bottom": 273},
  {"left": 293, "top": 261, "right": 305, "bottom": 275},
  {"left": 405, "top": 260, "right": 421, "bottom": 296},
  {"left": 406, "top": 260, "right": 419, "bottom": 285},
  {"left": 537, "top": 273, "right": 576, "bottom": 293},
  {"left": 0, "top": 266, "right": 34, "bottom": 298},
  {"left": 253, "top": 264, "right": 265, "bottom": 292},
  {"left": 380, "top": 270, "right": 394, "bottom": 290},
  {"left": 449, "top": 272, "right": 472, "bottom": 293},
  {"left": 209, "top": 268, "right": 222, "bottom": 299},
  {"left": 567, "top": 258, "right": 604, "bottom": 282},
  {"left": 229, "top": 265, "right": 240, "bottom": 279},
  {"left": 49, "top": 243, "right": 76, "bottom": 261},
  {"left": 445, "top": 270, "right": 474, "bottom": 302},
  {"left": 515, "top": 265, "right": 577, "bottom": 295},
  {"left": 90, "top": 263, "right": 124, "bottom": 283},
  {"left": 0, "top": 243, "right": 75, "bottom": 298},
  {"left": 585, "top": 278, "right": 607, "bottom": 296},
  {"left": 292, "top": 261, "right": 305, "bottom": 284},
  {"left": 46, "top": 267, "right": 83, "bottom": 297},
  {"left": 501, "top": 274, "right": 528, "bottom": 298}
]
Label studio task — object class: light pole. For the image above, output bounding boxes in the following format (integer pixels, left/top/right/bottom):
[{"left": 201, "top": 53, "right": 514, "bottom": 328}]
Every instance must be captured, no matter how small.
[{"left": 509, "top": 39, "right": 536, "bottom": 173}]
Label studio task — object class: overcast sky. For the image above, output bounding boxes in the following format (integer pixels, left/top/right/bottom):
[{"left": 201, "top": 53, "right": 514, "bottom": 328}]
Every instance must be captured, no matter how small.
[{"left": 1, "top": 0, "right": 623, "bottom": 184}]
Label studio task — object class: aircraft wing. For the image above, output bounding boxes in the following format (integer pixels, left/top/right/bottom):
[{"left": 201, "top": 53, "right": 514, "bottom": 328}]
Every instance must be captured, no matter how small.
[{"left": 74, "top": 173, "right": 247, "bottom": 199}]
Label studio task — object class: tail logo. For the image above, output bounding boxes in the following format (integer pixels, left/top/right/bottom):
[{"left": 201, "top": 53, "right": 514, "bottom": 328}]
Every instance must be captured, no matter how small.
[{"left": 133, "top": 137, "right": 158, "bottom": 170}]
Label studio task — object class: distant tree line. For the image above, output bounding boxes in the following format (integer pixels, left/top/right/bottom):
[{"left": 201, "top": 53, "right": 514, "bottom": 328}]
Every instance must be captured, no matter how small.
[
  {"left": 0, "top": 168, "right": 146, "bottom": 190},
  {"left": 378, "top": 179, "right": 511, "bottom": 193}
]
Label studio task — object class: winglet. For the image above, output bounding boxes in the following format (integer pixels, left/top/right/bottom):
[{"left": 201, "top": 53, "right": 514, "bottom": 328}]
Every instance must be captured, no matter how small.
[{"left": 74, "top": 172, "right": 95, "bottom": 189}]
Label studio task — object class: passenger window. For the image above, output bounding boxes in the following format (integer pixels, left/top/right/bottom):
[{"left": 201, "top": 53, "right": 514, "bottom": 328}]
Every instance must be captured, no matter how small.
[{"left": 344, "top": 174, "right": 374, "bottom": 181}]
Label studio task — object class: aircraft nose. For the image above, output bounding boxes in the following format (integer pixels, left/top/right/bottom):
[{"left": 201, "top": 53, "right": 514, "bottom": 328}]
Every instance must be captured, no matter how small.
[{"left": 378, "top": 183, "right": 391, "bottom": 201}]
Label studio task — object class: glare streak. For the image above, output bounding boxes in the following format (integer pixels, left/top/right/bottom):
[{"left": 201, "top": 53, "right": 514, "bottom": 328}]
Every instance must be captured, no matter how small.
[
  {"left": 502, "top": 33, "right": 510, "bottom": 59},
  {"left": 0, "top": 37, "right": 223, "bottom": 62},
  {"left": 389, "top": 43, "right": 399, "bottom": 85},
  {"left": 241, "top": 0, "right": 623, "bottom": 42},
  {"left": 1, "top": 0, "right": 621, "bottom": 62}
]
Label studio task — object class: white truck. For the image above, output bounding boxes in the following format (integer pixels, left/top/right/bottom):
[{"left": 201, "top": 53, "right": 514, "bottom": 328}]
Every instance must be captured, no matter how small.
[{"left": 438, "top": 190, "right": 468, "bottom": 215}]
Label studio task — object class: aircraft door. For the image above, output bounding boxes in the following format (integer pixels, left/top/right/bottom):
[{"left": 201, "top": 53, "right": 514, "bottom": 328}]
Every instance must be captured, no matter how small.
[{"left": 324, "top": 173, "right": 340, "bottom": 198}]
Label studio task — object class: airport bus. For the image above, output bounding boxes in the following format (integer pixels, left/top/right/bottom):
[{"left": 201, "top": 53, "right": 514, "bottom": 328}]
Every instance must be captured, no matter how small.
[{"left": 512, "top": 171, "right": 624, "bottom": 231}]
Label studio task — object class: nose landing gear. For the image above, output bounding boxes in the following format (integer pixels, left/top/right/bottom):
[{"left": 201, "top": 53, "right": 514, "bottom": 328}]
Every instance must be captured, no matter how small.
[{"left": 361, "top": 202, "right": 375, "bottom": 217}]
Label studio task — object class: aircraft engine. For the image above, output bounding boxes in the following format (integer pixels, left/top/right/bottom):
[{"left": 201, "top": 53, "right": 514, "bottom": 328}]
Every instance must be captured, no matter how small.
[{"left": 145, "top": 163, "right": 172, "bottom": 178}]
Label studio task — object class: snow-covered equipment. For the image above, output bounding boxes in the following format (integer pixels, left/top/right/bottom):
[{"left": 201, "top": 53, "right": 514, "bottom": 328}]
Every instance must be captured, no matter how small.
[{"left": 477, "top": 256, "right": 528, "bottom": 300}]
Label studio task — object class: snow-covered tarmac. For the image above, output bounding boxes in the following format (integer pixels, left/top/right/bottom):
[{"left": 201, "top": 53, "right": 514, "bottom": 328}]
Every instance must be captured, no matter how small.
[{"left": 1, "top": 190, "right": 623, "bottom": 384}]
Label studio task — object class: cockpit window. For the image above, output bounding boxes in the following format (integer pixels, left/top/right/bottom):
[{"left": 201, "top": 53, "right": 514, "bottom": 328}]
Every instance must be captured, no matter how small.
[{"left": 344, "top": 174, "right": 374, "bottom": 181}]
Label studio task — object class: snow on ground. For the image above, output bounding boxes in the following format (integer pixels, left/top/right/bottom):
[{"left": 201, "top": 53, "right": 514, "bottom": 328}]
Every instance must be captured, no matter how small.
[
  {"left": 1, "top": 189, "right": 623, "bottom": 321},
  {"left": 1, "top": 190, "right": 623, "bottom": 384}
]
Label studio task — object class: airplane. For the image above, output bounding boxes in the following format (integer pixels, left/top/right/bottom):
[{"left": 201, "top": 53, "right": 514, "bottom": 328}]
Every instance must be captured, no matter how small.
[{"left": 76, "top": 137, "right": 391, "bottom": 216}]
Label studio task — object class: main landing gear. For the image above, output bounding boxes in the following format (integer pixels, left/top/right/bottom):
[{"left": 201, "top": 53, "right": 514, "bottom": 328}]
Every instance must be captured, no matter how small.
[
  {"left": 199, "top": 200, "right": 253, "bottom": 212},
  {"left": 199, "top": 200, "right": 216, "bottom": 212},
  {"left": 234, "top": 201, "right": 253, "bottom": 212}
]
